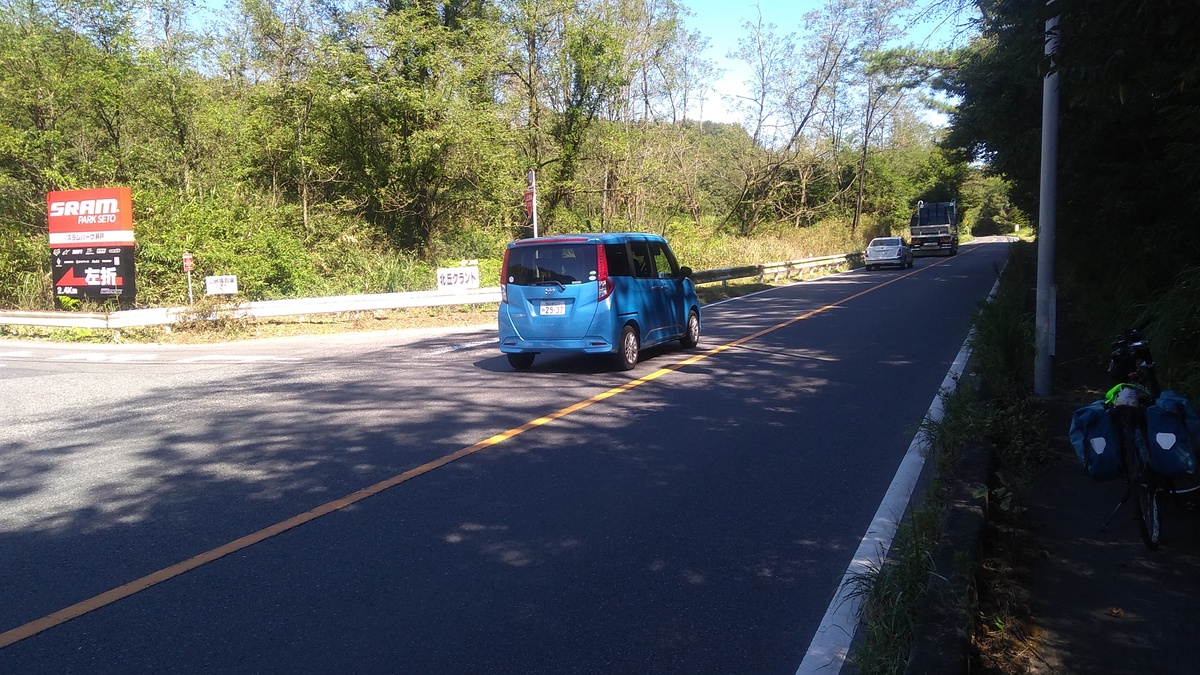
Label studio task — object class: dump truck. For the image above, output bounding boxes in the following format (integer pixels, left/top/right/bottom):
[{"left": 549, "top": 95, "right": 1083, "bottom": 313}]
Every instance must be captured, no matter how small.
[{"left": 908, "top": 200, "right": 959, "bottom": 257}]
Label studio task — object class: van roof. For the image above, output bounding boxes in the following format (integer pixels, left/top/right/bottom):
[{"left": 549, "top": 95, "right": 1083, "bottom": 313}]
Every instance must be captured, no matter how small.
[{"left": 507, "top": 232, "right": 665, "bottom": 247}]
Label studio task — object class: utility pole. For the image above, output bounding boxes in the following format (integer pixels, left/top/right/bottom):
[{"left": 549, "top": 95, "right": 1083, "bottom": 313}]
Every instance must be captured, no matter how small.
[
  {"left": 525, "top": 169, "right": 539, "bottom": 238},
  {"left": 1035, "top": 12, "right": 1060, "bottom": 396}
]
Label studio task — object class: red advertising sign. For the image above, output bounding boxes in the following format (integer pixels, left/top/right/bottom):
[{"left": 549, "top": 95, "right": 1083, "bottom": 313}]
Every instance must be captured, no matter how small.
[
  {"left": 48, "top": 187, "right": 136, "bottom": 304},
  {"left": 48, "top": 187, "right": 135, "bottom": 247}
]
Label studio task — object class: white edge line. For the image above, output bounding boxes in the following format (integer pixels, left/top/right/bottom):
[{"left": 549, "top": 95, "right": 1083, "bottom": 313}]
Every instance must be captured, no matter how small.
[
  {"left": 176, "top": 355, "right": 302, "bottom": 363},
  {"left": 795, "top": 272, "right": 1004, "bottom": 674}
]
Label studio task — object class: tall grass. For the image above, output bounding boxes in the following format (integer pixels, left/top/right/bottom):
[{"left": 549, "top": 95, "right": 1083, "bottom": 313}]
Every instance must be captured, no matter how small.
[
  {"left": 846, "top": 504, "right": 945, "bottom": 675},
  {"left": 969, "top": 242, "right": 1035, "bottom": 398},
  {"left": 846, "top": 383, "right": 979, "bottom": 674},
  {"left": 664, "top": 218, "right": 865, "bottom": 272},
  {"left": 13, "top": 271, "right": 54, "bottom": 311},
  {"left": 361, "top": 252, "right": 435, "bottom": 294}
]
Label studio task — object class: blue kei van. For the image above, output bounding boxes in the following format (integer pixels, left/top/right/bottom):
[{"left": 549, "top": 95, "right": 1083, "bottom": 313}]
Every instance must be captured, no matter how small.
[{"left": 498, "top": 232, "right": 702, "bottom": 370}]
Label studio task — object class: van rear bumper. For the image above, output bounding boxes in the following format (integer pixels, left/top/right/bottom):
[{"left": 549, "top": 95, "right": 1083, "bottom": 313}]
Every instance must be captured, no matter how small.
[{"left": 498, "top": 336, "right": 615, "bottom": 354}]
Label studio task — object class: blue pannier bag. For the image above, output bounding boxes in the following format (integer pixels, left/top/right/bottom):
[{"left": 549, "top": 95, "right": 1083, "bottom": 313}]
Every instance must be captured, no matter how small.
[
  {"left": 1145, "top": 390, "right": 1199, "bottom": 476},
  {"left": 1069, "top": 401, "right": 1122, "bottom": 481}
]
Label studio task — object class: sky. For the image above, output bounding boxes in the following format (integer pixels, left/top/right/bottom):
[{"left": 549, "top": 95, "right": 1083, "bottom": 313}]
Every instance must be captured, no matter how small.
[{"left": 676, "top": 0, "right": 977, "bottom": 124}]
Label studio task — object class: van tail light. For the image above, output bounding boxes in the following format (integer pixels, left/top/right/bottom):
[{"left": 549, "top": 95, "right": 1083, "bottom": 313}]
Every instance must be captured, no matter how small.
[
  {"left": 596, "top": 244, "right": 613, "bottom": 301},
  {"left": 500, "top": 248, "right": 510, "bottom": 304}
]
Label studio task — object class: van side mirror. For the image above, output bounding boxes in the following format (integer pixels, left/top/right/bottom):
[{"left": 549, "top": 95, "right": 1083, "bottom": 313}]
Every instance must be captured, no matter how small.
[{"left": 679, "top": 266, "right": 692, "bottom": 278}]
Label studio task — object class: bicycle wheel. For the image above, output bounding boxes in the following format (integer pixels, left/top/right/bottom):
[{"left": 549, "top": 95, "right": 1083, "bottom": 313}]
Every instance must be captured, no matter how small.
[{"left": 1129, "top": 428, "right": 1162, "bottom": 550}]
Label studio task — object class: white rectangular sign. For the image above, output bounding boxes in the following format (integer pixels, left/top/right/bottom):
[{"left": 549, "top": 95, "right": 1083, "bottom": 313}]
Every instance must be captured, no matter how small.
[
  {"left": 437, "top": 266, "right": 480, "bottom": 291},
  {"left": 205, "top": 275, "right": 239, "bottom": 295}
]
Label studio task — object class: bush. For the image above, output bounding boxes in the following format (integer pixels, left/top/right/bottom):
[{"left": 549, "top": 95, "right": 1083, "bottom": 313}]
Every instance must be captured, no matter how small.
[
  {"left": 1141, "top": 265, "right": 1200, "bottom": 397},
  {"left": 0, "top": 228, "right": 52, "bottom": 310}
]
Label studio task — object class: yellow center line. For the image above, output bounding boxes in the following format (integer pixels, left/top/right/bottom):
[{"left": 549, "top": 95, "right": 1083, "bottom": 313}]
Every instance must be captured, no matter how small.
[{"left": 0, "top": 255, "right": 957, "bottom": 649}]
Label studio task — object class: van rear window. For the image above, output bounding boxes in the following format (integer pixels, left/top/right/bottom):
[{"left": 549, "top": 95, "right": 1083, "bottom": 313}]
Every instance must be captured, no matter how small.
[{"left": 506, "top": 244, "right": 598, "bottom": 285}]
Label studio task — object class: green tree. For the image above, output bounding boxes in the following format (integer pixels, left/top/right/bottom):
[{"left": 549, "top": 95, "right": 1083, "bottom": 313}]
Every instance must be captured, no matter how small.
[
  {"left": 845, "top": 0, "right": 914, "bottom": 237},
  {"left": 309, "top": 3, "right": 517, "bottom": 250},
  {"left": 0, "top": 0, "right": 139, "bottom": 305},
  {"left": 131, "top": 0, "right": 213, "bottom": 193},
  {"left": 724, "top": 1, "right": 850, "bottom": 235}
]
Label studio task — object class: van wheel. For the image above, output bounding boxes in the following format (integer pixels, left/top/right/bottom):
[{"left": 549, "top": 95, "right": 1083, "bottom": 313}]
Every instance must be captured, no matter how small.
[
  {"left": 507, "top": 353, "right": 535, "bottom": 370},
  {"left": 680, "top": 309, "right": 700, "bottom": 348},
  {"left": 615, "top": 325, "right": 639, "bottom": 370}
]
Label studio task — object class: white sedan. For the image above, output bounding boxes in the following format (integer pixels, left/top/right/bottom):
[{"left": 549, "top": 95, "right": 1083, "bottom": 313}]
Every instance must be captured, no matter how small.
[{"left": 864, "top": 237, "right": 914, "bottom": 270}]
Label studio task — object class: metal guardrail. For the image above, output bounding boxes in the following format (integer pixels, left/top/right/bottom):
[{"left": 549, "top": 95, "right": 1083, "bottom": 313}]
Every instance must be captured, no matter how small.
[
  {"left": 0, "top": 254, "right": 853, "bottom": 329},
  {"left": 691, "top": 253, "right": 850, "bottom": 285}
]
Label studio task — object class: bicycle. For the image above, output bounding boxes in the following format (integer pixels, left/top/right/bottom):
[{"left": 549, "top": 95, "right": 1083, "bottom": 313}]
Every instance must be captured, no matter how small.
[{"left": 1099, "top": 323, "right": 1200, "bottom": 550}]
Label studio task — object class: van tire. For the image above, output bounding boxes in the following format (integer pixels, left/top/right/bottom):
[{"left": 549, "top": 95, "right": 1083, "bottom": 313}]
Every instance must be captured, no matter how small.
[
  {"left": 680, "top": 309, "right": 700, "bottom": 348},
  {"left": 507, "top": 353, "right": 535, "bottom": 370},
  {"left": 615, "top": 325, "right": 639, "bottom": 370}
]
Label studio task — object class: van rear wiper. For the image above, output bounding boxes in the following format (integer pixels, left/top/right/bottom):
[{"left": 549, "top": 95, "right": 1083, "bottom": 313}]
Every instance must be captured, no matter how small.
[{"left": 531, "top": 280, "right": 566, "bottom": 291}]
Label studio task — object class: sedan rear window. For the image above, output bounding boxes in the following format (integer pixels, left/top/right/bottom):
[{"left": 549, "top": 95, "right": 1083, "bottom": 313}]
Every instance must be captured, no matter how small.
[
  {"left": 506, "top": 244, "right": 597, "bottom": 285},
  {"left": 870, "top": 238, "right": 901, "bottom": 247}
]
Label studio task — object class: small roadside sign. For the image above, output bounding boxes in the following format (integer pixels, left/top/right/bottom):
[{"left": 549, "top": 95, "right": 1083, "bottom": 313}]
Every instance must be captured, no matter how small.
[
  {"left": 183, "top": 252, "right": 195, "bottom": 303},
  {"left": 437, "top": 265, "right": 480, "bottom": 290},
  {"left": 205, "top": 275, "right": 238, "bottom": 295}
]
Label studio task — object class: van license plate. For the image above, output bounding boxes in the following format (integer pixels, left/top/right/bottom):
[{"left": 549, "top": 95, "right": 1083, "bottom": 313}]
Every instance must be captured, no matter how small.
[{"left": 541, "top": 301, "right": 565, "bottom": 316}]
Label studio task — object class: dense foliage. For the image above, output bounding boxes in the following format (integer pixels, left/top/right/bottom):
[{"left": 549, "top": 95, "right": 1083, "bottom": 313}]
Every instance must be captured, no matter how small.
[
  {"left": 1, "top": 0, "right": 969, "bottom": 309},
  {"left": 939, "top": 0, "right": 1200, "bottom": 391}
]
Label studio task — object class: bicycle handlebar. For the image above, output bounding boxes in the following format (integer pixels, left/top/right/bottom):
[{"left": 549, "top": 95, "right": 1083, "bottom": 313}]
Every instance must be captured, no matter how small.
[{"left": 1107, "top": 319, "right": 1160, "bottom": 398}]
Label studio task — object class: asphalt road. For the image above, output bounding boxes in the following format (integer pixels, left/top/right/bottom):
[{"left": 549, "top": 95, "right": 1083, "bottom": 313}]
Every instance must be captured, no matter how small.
[{"left": 0, "top": 239, "right": 1012, "bottom": 674}]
